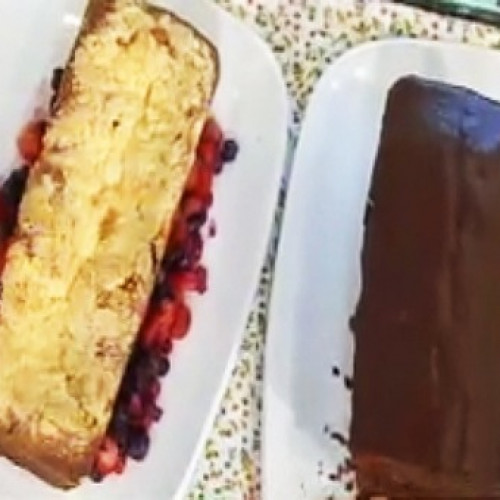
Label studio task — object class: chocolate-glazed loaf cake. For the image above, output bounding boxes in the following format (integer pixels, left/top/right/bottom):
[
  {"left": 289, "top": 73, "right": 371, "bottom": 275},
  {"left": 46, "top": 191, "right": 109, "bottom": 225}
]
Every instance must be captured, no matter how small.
[{"left": 351, "top": 76, "right": 500, "bottom": 498}]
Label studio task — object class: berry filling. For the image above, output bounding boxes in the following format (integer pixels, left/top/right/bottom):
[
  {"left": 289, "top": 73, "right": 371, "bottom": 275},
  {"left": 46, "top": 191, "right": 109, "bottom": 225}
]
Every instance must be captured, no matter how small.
[{"left": 0, "top": 68, "right": 240, "bottom": 481}]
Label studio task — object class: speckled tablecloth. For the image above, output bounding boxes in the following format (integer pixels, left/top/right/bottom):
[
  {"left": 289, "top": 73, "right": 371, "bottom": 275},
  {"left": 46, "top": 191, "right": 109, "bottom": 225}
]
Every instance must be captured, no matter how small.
[{"left": 186, "top": 2, "right": 500, "bottom": 498}]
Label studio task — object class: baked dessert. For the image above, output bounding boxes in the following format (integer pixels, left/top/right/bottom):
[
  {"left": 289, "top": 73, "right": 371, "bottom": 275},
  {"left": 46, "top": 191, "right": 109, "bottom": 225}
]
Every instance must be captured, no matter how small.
[
  {"left": 10, "top": 113, "right": 233, "bottom": 484},
  {"left": 0, "top": 0, "right": 218, "bottom": 489},
  {"left": 350, "top": 76, "right": 500, "bottom": 498}
]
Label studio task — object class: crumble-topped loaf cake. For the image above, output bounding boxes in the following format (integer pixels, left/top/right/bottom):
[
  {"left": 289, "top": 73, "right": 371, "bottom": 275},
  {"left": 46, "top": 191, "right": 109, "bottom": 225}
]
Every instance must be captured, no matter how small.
[
  {"left": 0, "top": 0, "right": 218, "bottom": 488},
  {"left": 351, "top": 76, "right": 500, "bottom": 497}
]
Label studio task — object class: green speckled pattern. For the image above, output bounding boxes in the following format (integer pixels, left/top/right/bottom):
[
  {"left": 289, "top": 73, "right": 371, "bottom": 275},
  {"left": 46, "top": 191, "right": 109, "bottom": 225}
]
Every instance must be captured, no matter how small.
[{"left": 187, "top": 1, "right": 500, "bottom": 498}]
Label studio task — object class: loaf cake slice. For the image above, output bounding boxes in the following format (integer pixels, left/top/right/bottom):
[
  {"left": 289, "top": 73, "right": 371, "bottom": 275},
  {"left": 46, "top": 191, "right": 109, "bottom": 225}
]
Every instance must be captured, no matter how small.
[
  {"left": 0, "top": 0, "right": 218, "bottom": 488},
  {"left": 351, "top": 76, "right": 500, "bottom": 497}
]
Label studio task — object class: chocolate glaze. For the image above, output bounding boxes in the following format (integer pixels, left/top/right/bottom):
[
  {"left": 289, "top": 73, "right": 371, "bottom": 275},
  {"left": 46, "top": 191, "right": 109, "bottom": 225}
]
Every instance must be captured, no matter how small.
[{"left": 351, "top": 76, "right": 500, "bottom": 495}]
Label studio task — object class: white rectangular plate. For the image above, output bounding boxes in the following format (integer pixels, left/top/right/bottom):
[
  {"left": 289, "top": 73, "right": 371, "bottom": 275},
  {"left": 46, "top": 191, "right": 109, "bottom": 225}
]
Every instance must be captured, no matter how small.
[
  {"left": 262, "top": 39, "right": 500, "bottom": 500},
  {"left": 0, "top": 1, "right": 288, "bottom": 499}
]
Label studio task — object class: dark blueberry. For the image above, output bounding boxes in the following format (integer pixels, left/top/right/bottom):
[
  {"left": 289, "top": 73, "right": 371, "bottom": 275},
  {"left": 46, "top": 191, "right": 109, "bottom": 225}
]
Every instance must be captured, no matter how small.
[
  {"left": 142, "top": 349, "right": 161, "bottom": 368},
  {"left": 157, "top": 356, "right": 170, "bottom": 377},
  {"left": 131, "top": 345, "right": 147, "bottom": 360},
  {"left": 51, "top": 67, "right": 64, "bottom": 93},
  {"left": 162, "top": 248, "right": 189, "bottom": 272},
  {"left": 127, "top": 430, "right": 150, "bottom": 461},
  {"left": 119, "top": 368, "right": 137, "bottom": 394},
  {"left": 111, "top": 404, "right": 129, "bottom": 427},
  {"left": 122, "top": 348, "right": 142, "bottom": 374},
  {"left": 135, "top": 362, "right": 157, "bottom": 394},
  {"left": 184, "top": 231, "right": 203, "bottom": 265},
  {"left": 159, "top": 339, "right": 173, "bottom": 356},
  {"left": 120, "top": 364, "right": 144, "bottom": 395},
  {"left": 110, "top": 406, "right": 130, "bottom": 441},
  {"left": 151, "top": 279, "right": 174, "bottom": 303},
  {"left": 162, "top": 247, "right": 184, "bottom": 266},
  {"left": 186, "top": 211, "right": 207, "bottom": 232},
  {"left": 143, "top": 357, "right": 163, "bottom": 381},
  {"left": 2, "top": 166, "right": 29, "bottom": 208},
  {"left": 221, "top": 139, "right": 239, "bottom": 163},
  {"left": 145, "top": 354, "right": 166, "bottom": 378}
]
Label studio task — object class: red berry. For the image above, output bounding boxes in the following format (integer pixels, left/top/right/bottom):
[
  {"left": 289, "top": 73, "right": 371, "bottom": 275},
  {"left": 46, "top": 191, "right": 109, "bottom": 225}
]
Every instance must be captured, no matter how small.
[
  {"left": 17, "top": 120, "right": 45, "bottom": 164},
  {"left": 200, "top": 118, "right": 223, "bottom": 146},
  {"left": 147, "top": 300, "right": 191, "bottom": 341},
  {"left": 139, "top": 315, "right": 157, "bottom": 349},
  {"left": 140, "top": 301, "right": 176, "bottom": 348},
  {"left": 139, "top": 319, "right": 157, "bottom": 349},
  {"left": 169, "top": 216, "right": 189, "bottom": 248},
  {"left": 95, "top": 438, "right": 121, "bottom": 476},
  {"left": 169, "top": 266, "right": 207, "bottom": 295},
  {"left": 181, "top": 193, "right": 206, "bottom": 219},
  {"left": 168, "top": 273, "right": 187, "bottom": 297},
  {"left": 197, "top": 140, "right": 219, "bottom": 169},
  {"left": 198, "top": 118, "right": 224, "bottom": 172},
  {"left": 170, "top": 301, "right": 192, "bottom": 340},
  {"left": 195, "top": 166, "right": 213, "bottom": 202}
]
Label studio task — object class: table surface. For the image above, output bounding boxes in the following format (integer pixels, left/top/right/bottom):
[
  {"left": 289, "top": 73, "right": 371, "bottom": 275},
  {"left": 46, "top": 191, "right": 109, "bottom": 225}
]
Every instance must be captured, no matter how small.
[{"left": 185, "top": 1, "right": 500, "bottom": 498}]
